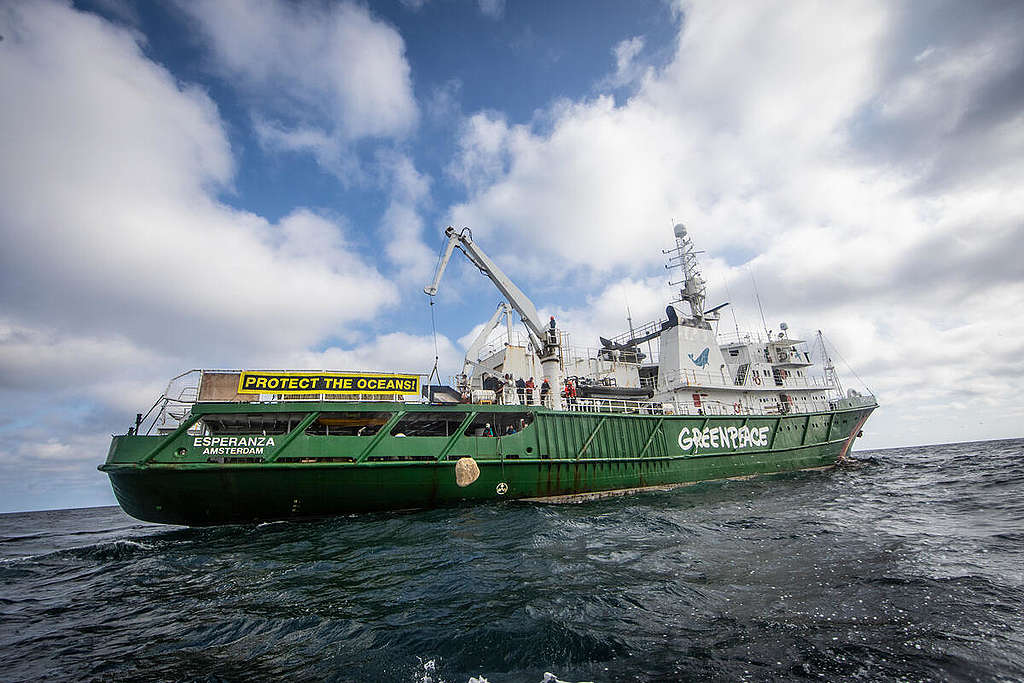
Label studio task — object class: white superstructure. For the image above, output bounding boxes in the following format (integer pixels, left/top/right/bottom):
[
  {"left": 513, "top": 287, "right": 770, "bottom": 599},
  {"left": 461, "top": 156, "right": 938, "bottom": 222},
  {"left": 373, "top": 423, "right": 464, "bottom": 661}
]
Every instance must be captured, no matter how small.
[{"left": 428, "top": 224, "right": 870, "bottom": 416}]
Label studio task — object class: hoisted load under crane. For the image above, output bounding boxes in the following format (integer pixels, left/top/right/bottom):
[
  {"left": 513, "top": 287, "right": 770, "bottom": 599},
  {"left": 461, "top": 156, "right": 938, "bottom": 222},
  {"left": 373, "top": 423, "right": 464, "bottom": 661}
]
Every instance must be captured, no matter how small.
[{"left": 424, "top": 226, "right": 564, "bottom": 409}]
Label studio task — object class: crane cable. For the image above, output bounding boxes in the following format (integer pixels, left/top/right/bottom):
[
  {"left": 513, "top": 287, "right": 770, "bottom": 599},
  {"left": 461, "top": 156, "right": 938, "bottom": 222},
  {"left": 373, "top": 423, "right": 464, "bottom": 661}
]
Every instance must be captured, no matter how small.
[
  {"left": 427, "top": 296, "right": 441, "bottom": 390},
  {"left": 425, "top": 236, "right": 448, "bottom": 393},
  {"left": 823, "top": 332, "right": 874, "bottom": 396}
]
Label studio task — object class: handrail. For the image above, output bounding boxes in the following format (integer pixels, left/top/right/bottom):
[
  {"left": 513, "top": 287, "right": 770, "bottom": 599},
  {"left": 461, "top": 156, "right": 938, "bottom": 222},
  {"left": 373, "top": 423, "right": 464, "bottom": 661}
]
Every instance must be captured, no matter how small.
[
  {"left": 659, "top": 367, "right": 832, "bottom": 391},
  {"left": 561, "top": 394, "right": 874, "bottom": 417}
]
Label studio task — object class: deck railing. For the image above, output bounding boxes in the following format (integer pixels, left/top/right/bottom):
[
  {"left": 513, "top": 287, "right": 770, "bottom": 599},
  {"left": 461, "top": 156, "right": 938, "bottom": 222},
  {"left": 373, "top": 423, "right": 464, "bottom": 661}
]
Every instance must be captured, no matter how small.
[{"left": 563, "top": 394, "right": 872, "bottom": 416}]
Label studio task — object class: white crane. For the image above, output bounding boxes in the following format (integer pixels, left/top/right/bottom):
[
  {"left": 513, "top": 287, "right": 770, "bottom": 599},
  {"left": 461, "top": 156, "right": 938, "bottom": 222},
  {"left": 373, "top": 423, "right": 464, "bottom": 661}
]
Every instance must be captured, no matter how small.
[
  {"left": 457, "top": 301, "right": 513, "bottom": 396},
  {"left": 425, "top": 226, "right": 564, "bottom": 409}
]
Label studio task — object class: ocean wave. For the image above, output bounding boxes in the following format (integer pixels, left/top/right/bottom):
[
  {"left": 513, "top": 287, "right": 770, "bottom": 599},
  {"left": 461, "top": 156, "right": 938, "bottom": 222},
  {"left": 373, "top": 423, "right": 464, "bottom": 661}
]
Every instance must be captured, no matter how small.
[{"left": 0, "top": 538, "right": 155, "bottom": 567}]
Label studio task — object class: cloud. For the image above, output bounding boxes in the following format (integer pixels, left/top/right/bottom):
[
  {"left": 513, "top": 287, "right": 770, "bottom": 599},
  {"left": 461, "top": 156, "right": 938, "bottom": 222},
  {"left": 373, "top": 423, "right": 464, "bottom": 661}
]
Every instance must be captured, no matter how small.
[
  {"left": 178, "top": 1, "right": 437, "bottom": 278},
  {"left": 178, "top": 0, "right": 418, "bottom": 174},
  {"left": 0, "top": 320, "right": 158, "bottom": 392},
  {"left": 375, "top": 151, "right": 438, "bottom": 285},
  {"left": 547, "top": 276, "right": 671, "bottom": 354},
  {"left": 0, "top": 417, "right": 134, "bottom": 512},
  {"left": 448, "top": 97, "right": 691, "bottom": 275},
  {"left": 600, "top": 36, "right": 647, "bottom": 90},
  {"left": 425, "top": 79, "right": 464, "bottom": 127},
  {"left": 448, "top": 0, "right": 1022, "bottom": 295},
  {"left": 279, "top": 332, "right": 462, "bottom": 383},
  {"left": 447, "top": 112, "right": 518, "bottom": 194},
  {"left": 478, "top": 0, "right": 505, "bottom": 20},
  {"left": 846, "top": 0, "right": 1024, "bottom": 185},
  {"left": 448, "top": 2, "right": 897, "bottom": 274},
  {"left": 252, "top": 118, "right": 356, "bottom": 179},
  {"left": 0, "top": 2, "right": 398, "bottom": 360}
]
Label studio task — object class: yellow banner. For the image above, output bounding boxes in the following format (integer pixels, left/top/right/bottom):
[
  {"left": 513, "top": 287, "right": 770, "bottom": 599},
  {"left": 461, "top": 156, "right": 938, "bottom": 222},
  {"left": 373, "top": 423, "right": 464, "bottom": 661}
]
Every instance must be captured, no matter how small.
[{"left": 237, "top": 372, "right": 420, "bottom": 395}]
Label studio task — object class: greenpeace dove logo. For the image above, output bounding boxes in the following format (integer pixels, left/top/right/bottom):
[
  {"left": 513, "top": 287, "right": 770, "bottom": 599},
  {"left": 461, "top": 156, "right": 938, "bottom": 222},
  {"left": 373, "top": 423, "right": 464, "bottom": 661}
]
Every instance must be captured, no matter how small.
[{"left": 688, "top": 347, "right": 710, "bottom": 368}]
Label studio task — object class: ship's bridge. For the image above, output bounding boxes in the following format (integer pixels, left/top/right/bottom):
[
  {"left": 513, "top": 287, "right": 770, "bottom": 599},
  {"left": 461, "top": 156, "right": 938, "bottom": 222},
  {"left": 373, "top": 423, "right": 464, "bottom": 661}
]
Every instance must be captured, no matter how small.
[{"left": 768, "top": 336, "right": 814, "bottom": 368}]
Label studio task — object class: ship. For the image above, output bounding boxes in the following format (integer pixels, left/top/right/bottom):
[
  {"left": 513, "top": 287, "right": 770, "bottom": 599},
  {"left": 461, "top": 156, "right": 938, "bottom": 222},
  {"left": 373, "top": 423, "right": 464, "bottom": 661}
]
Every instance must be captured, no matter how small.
[{"left": 99, "top": 224, "right": 877, "bottom": 526}]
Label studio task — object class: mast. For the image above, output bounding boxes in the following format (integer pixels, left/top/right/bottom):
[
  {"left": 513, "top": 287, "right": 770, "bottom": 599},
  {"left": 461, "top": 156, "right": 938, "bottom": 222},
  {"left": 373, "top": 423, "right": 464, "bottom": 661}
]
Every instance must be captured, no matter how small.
[
  {"left": 664, "top": 223, "right": 706, "bottom": 320},
  {"left": 662, "top": 222, "right": 722, "bottom": 328}
]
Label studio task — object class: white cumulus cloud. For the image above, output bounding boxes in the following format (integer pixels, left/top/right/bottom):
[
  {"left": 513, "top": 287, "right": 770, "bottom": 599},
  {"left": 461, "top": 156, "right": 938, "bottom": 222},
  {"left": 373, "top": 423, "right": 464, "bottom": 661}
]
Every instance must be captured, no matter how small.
[
  {"left": 178, "top": 0, "right": 418, "bottom": 177},
  {"left": 180, "top": 0, "right": 417, "bottom": 141}
]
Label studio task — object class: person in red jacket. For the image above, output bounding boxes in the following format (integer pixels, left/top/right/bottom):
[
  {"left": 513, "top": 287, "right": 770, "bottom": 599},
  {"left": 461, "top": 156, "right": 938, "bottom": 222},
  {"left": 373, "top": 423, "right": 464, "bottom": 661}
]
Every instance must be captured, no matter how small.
[{"left": 525, "top": 377, "right": 535, "bottom": 405}]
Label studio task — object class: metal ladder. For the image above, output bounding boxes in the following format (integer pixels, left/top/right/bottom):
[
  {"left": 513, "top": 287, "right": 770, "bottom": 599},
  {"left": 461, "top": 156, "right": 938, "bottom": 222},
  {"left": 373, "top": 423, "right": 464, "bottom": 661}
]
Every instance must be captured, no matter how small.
[{"left": 734, "top": 363, "right": 749, "bottom": 385}]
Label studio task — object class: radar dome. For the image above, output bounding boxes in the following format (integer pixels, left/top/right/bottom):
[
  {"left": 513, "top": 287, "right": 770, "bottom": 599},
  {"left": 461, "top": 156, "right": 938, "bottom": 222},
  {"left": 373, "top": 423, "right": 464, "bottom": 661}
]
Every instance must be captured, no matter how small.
[
  {"left": 673, "top": 223, "right": 687, "bottom": 238},
  {"left": 779, "top": 322, "right": 788, "bottom": 331}
]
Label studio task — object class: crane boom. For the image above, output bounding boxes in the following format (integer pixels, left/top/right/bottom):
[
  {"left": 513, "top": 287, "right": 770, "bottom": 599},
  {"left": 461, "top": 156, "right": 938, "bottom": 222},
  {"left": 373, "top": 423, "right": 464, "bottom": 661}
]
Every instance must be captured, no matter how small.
[
  {"left": 463, "top": 302, "right": 510, "bottom": 379},
  {"left": 424, "top": 234, "right": 459, "bottom": 296},
  {"left": 424, "top": 226, "right": 548, "bottom": 348}
]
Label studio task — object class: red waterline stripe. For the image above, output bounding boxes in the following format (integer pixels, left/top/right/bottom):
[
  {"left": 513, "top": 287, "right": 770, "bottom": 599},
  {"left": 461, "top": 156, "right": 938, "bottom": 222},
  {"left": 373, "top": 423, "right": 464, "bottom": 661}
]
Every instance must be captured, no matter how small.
[{"left": 839, "top": 412, "right": 872, "bottom": 460}]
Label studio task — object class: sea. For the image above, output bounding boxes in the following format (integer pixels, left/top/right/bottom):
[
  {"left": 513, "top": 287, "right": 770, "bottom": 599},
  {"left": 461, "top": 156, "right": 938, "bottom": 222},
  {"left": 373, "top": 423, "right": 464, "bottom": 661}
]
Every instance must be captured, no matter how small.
[{"left": 2, "top": 439, "right": 1023, "bottom": 682}]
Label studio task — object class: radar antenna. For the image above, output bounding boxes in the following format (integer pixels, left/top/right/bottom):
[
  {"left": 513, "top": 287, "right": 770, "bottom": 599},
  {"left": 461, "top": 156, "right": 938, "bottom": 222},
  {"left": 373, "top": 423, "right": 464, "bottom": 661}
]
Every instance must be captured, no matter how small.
[{"left": 664, "top": 222, "right": 716, "bottom": 325}]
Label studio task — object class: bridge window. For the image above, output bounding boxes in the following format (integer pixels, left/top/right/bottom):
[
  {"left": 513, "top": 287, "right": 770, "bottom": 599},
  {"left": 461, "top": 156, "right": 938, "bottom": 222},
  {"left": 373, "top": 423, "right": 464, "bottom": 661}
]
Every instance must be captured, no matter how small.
[
  {"left": 306, "top": 412, "right": 393, "bottom": 436},
  {"left": 390, "top": 412, "right": 468, "bottom": 437}
]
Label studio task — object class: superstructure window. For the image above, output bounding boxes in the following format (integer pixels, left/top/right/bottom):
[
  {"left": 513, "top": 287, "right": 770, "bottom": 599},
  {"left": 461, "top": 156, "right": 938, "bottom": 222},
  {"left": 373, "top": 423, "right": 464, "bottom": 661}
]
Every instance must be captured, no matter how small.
[
  {"left": 198, "top": 413, "right": 309, "bottom": 435},
  {"left": 306, "top": 412, "right": 393, "bottom": 436},
  {"left": 390, "top": 412, "right": 468, "bottom": 437}
]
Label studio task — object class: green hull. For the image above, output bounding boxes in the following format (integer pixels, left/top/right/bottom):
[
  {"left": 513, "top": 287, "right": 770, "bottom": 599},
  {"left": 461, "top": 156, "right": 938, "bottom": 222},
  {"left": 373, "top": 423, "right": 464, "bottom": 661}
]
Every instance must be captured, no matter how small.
[{"left": 100, "top": 401, "right": 875, "bottom": 526}]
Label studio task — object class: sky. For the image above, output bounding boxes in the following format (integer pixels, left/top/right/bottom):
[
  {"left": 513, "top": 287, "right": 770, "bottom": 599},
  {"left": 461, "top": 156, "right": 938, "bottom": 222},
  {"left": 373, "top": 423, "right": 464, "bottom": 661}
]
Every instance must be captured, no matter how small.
[{"left": 1, "top": 0, "right": 1022, "bottom": 512}]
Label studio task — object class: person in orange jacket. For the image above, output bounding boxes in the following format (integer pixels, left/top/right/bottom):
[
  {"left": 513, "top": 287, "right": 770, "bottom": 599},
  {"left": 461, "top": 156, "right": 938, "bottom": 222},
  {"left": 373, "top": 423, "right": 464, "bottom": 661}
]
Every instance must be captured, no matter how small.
[{"left": 564, "top": 378, "right": 577, "bottom": 406}]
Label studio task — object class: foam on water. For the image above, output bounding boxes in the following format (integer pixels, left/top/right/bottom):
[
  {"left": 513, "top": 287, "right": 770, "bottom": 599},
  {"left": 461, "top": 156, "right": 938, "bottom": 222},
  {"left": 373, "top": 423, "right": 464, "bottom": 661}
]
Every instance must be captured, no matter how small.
[{"left": 1, "top": 439, "right": 1023, "bottom": 681}]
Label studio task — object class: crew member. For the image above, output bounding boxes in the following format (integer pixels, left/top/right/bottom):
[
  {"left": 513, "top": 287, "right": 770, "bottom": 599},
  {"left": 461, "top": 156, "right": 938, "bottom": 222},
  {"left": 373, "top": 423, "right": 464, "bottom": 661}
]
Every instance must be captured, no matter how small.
[{"left": 482, "top": 373, "right": 501, "bottom": 401}]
